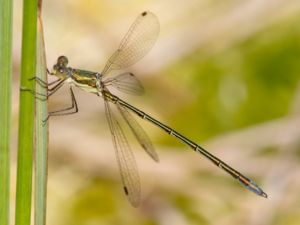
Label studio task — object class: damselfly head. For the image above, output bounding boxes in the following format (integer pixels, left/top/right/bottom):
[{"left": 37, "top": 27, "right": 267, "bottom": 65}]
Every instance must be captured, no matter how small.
[
  {"left": 52, "top": 56, "right": 69, "bottom": 78},
  {"left": 57, "top": 55, "right": 68, "bottom": 67}
]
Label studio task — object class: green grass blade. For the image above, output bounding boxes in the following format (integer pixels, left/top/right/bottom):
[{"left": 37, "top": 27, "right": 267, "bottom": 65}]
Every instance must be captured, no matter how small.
[
  {"left": 15, "top": 0, "right": 38, "bottom": 225},
  {"left": 34, "top": 15, "right": 48, "bottom": 225},
  {"left": 0, "top": 0, "right": 13, "bottom": 225}
]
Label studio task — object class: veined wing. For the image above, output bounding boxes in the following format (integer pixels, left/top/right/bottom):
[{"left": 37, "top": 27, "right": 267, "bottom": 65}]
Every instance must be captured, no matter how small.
[
  {"left": 102, "top": 11, "right": 159, "bottom": 76},
  {"left": 103, "top": 72, "right": 144, "bottom": 95},
  {"left": 116, "top": 103, "right": 159, "bottom": 162},
  {"left": 104, "top": 99, "right": 141, "bottom": 207}
]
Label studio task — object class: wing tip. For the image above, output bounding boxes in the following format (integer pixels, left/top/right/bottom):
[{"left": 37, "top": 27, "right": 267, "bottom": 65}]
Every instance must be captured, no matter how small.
[{"left": 124, "top": 186, "right": 141, "bottom": 207}]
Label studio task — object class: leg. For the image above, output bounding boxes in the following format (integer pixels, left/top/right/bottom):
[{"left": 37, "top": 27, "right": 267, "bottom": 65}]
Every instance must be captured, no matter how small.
[
  {"left": 20, "top": 86, "right": 48, "bottom": 101},
  {"left": 20, "top": 78, "right": 66, "bottom": 101},
  {"left": 45, "top": 79, "right": 67, "bottom": 99},
  {"left": 29, "top": 76, "right": 61, "bottom": 89},
  {"left": 43, "top": 87, "right": 78, "bottom": 124},
  {"left": 29, "top": 68, "right": 61, "bottom": 89}
]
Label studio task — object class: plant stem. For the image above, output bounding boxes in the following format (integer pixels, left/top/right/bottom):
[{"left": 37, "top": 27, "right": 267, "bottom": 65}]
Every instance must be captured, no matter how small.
[
  {"left": 0, "top": 0, "right": 13, "bottom": 224},
  {"left": 15, "top": 0, "right": 38, "bottom": 225}
]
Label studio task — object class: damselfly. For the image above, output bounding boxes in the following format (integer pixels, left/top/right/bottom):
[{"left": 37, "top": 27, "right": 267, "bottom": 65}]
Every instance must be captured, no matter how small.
[{"left": 33, "top": 11, "right": 267, "bottom": 206}]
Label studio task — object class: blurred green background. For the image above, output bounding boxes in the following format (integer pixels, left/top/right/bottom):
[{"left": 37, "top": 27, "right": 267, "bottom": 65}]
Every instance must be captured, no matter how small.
[{"left": 11, "top": 0, "right": 300, "bottom": 225}]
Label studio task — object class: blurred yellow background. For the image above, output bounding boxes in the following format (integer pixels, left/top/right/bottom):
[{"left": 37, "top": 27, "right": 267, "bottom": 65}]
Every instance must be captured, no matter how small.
[{"left": 11, "top": 0, "right": 300, "bottom": 225}]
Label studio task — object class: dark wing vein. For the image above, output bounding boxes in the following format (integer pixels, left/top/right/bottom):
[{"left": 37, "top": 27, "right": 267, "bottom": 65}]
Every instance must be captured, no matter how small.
[
  {"left": 104, "top": 99, "right": 141, "bottom": 207},
  {"left": 102, "top": 11, "right": 159, "bottom": 76},
  {"left": 117, "top": 103, "right": 159, "bottom": 162},
  {"left": 103, "top": 72, "right": 145, "bottom": 95}
]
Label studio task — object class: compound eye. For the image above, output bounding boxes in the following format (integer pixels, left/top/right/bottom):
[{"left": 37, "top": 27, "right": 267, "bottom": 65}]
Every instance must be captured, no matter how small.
[
  {"left": 59, "top": 68, "right": 64, "bottom": 73},
  {"left": 57, "top": 55, "right": 68, "bottom": 66}
]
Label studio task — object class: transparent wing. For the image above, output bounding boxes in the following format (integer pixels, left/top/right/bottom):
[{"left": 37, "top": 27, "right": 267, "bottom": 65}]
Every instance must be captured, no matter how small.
[
  {"left": 116, "top": 103, "right": 159, "bottom": 162},
  {"left": 103, "top": 72, "right": 145, "bottom": 95},
  {"left": 104, "top": 99, "right": 141, "bottom": 207},
  {"left": 102, "top": 11, "right": 159, "bottom": 76}
]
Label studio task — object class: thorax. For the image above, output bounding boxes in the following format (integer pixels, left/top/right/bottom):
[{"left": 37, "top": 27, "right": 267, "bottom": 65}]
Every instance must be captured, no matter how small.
[{"left": 68, "top": 68, "right": 102, "bottom": 93}]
